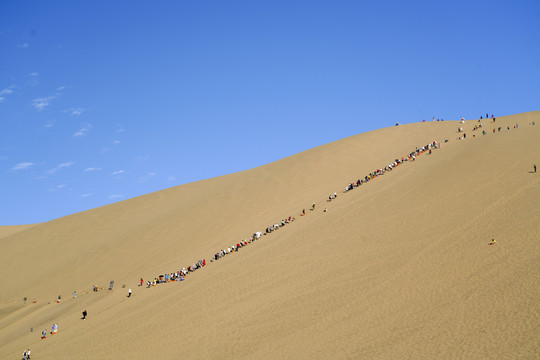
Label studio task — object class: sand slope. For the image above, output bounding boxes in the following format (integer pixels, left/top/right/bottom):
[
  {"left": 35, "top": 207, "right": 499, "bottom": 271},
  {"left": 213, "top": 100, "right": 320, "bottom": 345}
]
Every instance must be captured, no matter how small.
[
  {"left": 0, "top": 224, "right": 37, "bottom": 240},
  {"left": 0, "top": 111, "right": 538, "bottom": 359}
]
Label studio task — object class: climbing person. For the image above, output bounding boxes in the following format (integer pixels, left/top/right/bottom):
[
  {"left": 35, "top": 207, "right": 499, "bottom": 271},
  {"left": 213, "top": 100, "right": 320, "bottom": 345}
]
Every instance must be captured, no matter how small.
[
  {"left": 534, "top": 164, "right": 537, "bottom": 173},
  {"left": 41, "top": 330, "right": 47, "bottom": 339},
  {"left": 82, "top": 310, "right": 87, "bottom": 320},
  {"left": 127, "top": 288, "right": 132, "bottom": 298}
]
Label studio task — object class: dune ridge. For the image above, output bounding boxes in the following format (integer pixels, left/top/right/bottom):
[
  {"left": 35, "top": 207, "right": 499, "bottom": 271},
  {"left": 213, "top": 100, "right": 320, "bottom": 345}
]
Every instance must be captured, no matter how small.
[{"left": 1, "top": 111, "right": 539, "bottom": 359}]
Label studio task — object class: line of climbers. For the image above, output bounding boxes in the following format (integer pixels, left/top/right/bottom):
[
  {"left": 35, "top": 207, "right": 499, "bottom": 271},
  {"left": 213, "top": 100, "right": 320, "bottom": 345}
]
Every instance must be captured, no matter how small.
[
  {"left": 142, "top": 140, "right": 442, "bottom": 290},
  {"left": 143, "top": 216, "right": 296, "bottom": 288},
  {"left": 123, "top": 120, "right": 535, "bottom": 293},
  {"left": 21, "top": 118, "right": 536, "bottom": 356},
  {"left": 109, "top": 118, "right": 537, "bottom": 292},
  {"left": 343, "top": 141, "right": 440, "bottom": 192},
  {"left": 457, "top": 117, "right": 531, "bottom": 140}
]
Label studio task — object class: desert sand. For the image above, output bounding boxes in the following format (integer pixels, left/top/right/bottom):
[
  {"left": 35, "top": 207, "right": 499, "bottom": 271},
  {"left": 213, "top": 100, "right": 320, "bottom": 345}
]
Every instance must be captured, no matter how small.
[
  {"left": 0, "top": 224, "right": 37, "bottom": 240},
  {"left": 1, "top": 111, "right": 539, "bottom": 359}
]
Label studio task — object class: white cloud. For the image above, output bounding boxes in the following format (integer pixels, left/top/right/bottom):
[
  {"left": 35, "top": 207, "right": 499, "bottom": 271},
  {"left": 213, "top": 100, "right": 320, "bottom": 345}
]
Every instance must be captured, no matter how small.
[
  {"left": 57, "top": 162, "right": 74, "bottom": 169},
  {"left": 111, "top": 170, "right": 124, "bottom": 175},
  {"left": 167, "top": 175, "right": 176, "bottom": 181},
  {"left": 12, "top": 162, "right": 35, "bottom": 170},
  {"left": 56, "top": 184, "right": 66, "bottom": 189},
  {"left": 64, "top": 107, "right": 85, "bottom": 116},
  {"left": 32, "top": 96, "right": 55, "bottom": 111},
  {"left": 135, "top": 155, "right": 149, "bottom": 161},
  {"left": 81, "top": 193, "right": 92, "bottom": 198},
  {"left": 44, "top": 121, "right": 54, "bottom": 128},
  {"left": 73, "top": 124, "right": 92, "bottom": 137},
  {"left": 84, "top": 167, "right": 102, "bottom": 172},
  {"left": 18, "top": 43, "right": 29, "bottom": 48},
  {"left": 1, "top": 85, "right": 16, "bottom": 102},
  {"left": 101, "top": 147, "right": 111, "bottom": 154},
  {"left": 113, "top": 140, "right": 120, "bottom": 144},
  {"left": 116, "top": 125, "right": 126, "bottom": 133},
  {"left": 108, "top": 194, "right": 123, "bottom": 199},
  {"left": 138, "top": 172, "right": 156, "bottom": 183},
  {"left": 48, "top": 161, "right": 75, "bottom": 174},
  {"left": 57, "top": 86, "right": 66, "bottom": 91},
  {"left": 0, "top": 88, "right": 14, "bottom": 96},
  {"left": 28, "top": 72, "right": 39, "bottom": 77}
]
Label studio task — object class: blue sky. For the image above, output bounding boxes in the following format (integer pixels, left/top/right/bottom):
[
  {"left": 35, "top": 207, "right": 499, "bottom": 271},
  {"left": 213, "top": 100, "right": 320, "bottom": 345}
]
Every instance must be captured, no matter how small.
[{"left": 1, "top": 0, "right": 539, "bottom": 225}]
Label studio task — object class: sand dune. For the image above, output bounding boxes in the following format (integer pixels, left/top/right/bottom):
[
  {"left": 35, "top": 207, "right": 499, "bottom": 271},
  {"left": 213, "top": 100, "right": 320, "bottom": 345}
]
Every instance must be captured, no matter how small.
[
  {"left": 0, "top": 224, "right": 37, "bottom": 240},
  {"left": 0, "top": 111, "right": 538, "bottom": 359}
]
